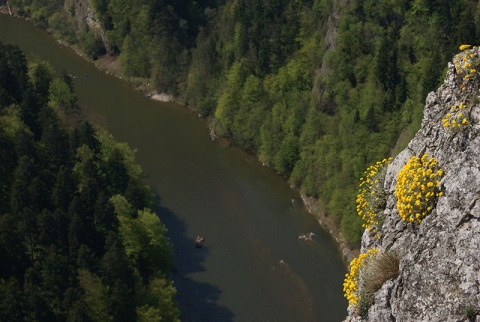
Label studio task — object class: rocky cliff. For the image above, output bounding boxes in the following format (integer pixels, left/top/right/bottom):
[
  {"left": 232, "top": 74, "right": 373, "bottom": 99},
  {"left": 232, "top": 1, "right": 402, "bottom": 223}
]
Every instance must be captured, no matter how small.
[
  {"left": 343, "top": 46, "right": 480, "bottom": 322},
  {"left": 76, "top": 0, "right": 110, "bottom": 47}
]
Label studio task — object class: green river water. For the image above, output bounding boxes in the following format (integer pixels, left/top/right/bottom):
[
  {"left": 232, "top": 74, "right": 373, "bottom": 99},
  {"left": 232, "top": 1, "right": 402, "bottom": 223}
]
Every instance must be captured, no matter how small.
[{"left": 0, "top": 14, "right": 348, "bottom": 321}]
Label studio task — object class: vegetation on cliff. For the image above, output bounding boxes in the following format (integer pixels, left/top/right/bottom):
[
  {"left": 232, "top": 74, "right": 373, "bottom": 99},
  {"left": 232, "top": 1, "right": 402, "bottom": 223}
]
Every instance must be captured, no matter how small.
[
  {"left": 0, "top": 43, "right": 179, "bottom": 321},
  {"left": 7, "top": 0, "right": 480, "bottom": 244},
  {"left": 342, "top": 43, "right": 480, "bottom": 322}
]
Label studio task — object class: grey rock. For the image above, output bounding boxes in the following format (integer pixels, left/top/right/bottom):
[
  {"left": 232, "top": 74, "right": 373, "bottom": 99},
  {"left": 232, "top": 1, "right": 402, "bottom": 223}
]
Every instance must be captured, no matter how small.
[{"left": 344, "top": 48, "right": 480, "bottom": 322}]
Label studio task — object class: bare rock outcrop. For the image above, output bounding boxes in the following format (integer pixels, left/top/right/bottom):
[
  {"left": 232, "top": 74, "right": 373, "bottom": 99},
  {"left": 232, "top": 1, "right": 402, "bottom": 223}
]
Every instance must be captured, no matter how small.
[
  {"left": 344, "top": 48, "right": 480, "bottom": 322},
  {"left": 70, "top": 0, "right": 110, "bottom": 51}
]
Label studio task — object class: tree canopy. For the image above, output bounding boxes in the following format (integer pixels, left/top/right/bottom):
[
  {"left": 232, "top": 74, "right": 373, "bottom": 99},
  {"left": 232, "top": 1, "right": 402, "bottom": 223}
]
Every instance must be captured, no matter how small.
[
  {"left": 8, "top": 0, "right": 480, "bottom": 244},
  {"left": 0, "top": 43, "right": 179, "bottom": 321}
]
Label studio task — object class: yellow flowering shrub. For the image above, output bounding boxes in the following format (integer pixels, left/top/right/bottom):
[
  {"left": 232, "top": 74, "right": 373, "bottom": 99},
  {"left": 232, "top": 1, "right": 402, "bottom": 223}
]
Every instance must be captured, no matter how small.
[
  {"left": 343, "top": 248, "right": 378, "bottom": 310},
  {"left": 395, "top": 154, "right": 444, "bottom": 223},
  {"left": 356, "top": 158, "right": 392, "bottom": 236},
  {"left": 442, "top": 101, "right": 470, "bottom": 130},
  {"left": 454, "top": 44, "right": 479, "bottom": 82}
]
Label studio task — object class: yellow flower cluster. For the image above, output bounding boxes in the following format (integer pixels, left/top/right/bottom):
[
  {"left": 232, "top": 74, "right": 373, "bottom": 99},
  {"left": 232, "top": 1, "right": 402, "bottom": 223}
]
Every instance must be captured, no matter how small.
[
  {"left": 356, "top": 158, "right": 392, "bottom": 236},
  {"left": 343, "top": 248, "right": 378, "bottom": 308},
  {"left": 442, "top": 102, "right": 469, "bottom": 130},
  {"left": 454, "top": 44, "right": 479, "bottom": 82},
  {"left": 395, "top": 154, "right": 444, "bottom": 223}
]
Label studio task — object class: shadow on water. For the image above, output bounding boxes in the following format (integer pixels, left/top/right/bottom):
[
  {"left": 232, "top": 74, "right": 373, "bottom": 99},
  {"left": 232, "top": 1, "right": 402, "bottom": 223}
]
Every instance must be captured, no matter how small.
[{"left": 155, "top": 201, "right": 235, "bottom": 322}]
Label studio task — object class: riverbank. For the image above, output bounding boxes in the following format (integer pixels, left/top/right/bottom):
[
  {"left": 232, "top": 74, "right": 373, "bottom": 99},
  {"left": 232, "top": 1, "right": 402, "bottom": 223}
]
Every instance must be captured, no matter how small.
[
  {"left": 0, "top": 4, "right": 11, "bottom": 15},
  {"left": 1, "top": 9, "right": 358, "bottom": 264},
  {"left": 1, "top": 14, "right": 349, "bottom": 320},
  {"left": 0, "top": 8, "right": 173, "bottom": 103},
  {"left": 301, "top": 194, "right": 358, "bottom": 263},
  {"left": 102, "top": 54, "right": 358, "bottom": 262},
  {"left": 96, "top": 48, "right": 360, "bottom": 263},
  {"left": 86, "top": 52, "right": 174, "bottom": 102}
]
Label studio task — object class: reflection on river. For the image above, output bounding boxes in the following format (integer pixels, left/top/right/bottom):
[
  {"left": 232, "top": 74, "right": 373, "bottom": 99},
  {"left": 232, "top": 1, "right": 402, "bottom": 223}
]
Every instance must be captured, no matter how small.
[{"left": 0, "top": 14, "right": 347, "bottom": 321}]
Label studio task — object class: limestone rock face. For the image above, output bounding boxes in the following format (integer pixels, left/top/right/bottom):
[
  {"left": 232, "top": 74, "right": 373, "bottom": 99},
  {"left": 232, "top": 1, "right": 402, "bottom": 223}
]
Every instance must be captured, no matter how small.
[
  {"left": 70, "top": 0, "right": 110, "bottom": 51},
  {"left": 344, "top": 49, "right": 480, "bottom": 322},
  {"left": 71, "top": 0, "right": 95, "bottom": 25}
]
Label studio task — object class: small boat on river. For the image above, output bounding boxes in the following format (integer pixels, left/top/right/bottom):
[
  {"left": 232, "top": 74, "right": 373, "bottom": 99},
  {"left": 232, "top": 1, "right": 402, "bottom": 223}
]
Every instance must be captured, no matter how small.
[{"left": 195, "top": 236, "right": 204, "bottom": 248}]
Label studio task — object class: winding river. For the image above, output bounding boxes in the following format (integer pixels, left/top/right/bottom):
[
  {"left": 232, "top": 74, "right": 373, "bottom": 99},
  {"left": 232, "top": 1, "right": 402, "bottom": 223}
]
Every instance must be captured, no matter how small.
[{"left": 1, "top": 14, "right": 347, "bottom": 321}]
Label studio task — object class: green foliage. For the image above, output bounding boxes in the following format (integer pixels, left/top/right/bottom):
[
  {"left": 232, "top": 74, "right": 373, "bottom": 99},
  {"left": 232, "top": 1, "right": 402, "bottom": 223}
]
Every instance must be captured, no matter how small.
[
  {"left": 231, "top": 74, "right": 266, "bottom": 150},
  {"left": 11, "top": 0, "right": 480, "bottom": 244},
  {"left": 215, "top": 61, "right": 246, "bottom": 134},
  {"left": 112, "top": 195, "right": 173, "bottom": 274},
  {"left": 48, "top": 12, "right": 76, "bottom": 44},
  {"left": 136, "top": 277, "right": 180, "bottom": 322},
  {"left": 340, "top": 213, "right": 363, "bottom": 246},
  {"left": 0, "top": 43, "right": 29, "bottom": 108},
  {"left": 48, "top": 77, "right": 77, "bottom": 114},
  {"left": 465, "top": 306, "right": 479, "bottom": 322},
  {"left": 0, "top": 46, "right": 179, "bottom": 321},
  {"left": 356, "top": 158, "right": 392, "bottom": 237},
  {"left": 96, "top": 129, "right": 142, "bottom": 180},
  {"left": 77, "top": 268, "right": 110, "bottom": 322},
  {"left": 120, "top": 35, "right": 146, "bottom": 77},
  {"left": 79, "top": 28, "right": 107, "bottom": 60},
  {"left": 273, "top": 132, "right": 299, "bottom": 176},
  {"left": 29, "top": 61, "right": 54, "bottom": 103},
  {"left": 0, "top": 105, "right": 31, "bottom": 140}
]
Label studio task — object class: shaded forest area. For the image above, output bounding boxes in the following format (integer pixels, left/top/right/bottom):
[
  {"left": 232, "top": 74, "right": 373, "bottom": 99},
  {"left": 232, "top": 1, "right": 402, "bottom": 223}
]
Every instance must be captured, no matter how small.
[
  {"left": 0, "top": 43, "right": 179, "bottom": 321},
  {"left": 7, "top": 0, "right": 480, "bottom": 243}
]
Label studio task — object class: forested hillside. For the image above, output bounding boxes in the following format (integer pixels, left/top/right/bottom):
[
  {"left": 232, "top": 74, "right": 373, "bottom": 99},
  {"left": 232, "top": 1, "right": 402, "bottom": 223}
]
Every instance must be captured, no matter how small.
[
  {"left": 0, "top": 43, "right": 179, "bottom": 321},
  {"left": 7, "top": 0, "right": 480, "bottom": 244}
]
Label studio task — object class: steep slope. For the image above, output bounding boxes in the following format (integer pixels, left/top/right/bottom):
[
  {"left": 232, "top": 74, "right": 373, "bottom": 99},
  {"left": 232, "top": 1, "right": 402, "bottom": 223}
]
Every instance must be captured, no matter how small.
[
  {"left": 7, "top": 0, "right": 480, "bottom": 245},
  {"left": 344, "top": 46, "right": 480, "bottom": 321}
]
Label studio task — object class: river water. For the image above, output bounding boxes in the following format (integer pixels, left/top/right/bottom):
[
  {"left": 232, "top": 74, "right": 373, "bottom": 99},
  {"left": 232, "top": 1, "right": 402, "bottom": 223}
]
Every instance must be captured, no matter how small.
[{"left": 1, "top": 14, "right": 347, "bottom": 321}]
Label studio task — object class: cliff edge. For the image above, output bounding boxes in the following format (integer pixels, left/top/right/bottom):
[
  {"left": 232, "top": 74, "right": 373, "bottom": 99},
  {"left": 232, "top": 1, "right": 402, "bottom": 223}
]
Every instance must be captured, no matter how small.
[{"left": 344, "top": 46, "right": 480, "bottom": 322}]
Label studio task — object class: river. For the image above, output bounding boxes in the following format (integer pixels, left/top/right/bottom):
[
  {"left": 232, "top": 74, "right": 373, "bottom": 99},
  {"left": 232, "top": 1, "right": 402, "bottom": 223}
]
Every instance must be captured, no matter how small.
[{"left": 0, "top": 14, "right": 347, "bottom": 321}]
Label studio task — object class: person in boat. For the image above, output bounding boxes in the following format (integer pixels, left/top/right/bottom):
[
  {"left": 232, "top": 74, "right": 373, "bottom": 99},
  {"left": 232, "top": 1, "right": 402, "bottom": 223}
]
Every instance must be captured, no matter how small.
[{"left": 195, "top": 236, "right": 204, "bottom": 248}]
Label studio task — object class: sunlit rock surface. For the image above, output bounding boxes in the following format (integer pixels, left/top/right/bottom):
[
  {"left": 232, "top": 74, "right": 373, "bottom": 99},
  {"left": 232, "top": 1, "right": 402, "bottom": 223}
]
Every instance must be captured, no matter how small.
[{"left": 344, "top": 49, "right": 480, "bottom": 322}]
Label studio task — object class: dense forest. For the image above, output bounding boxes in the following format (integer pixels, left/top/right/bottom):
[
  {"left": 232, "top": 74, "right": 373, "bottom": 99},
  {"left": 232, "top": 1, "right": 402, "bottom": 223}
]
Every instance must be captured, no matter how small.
[
  {"left": 6, "top": 0, "right": 480, "bottom": 244},
  {"left": 0, "top": 43, "right": 179, "bottom": 321}
]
